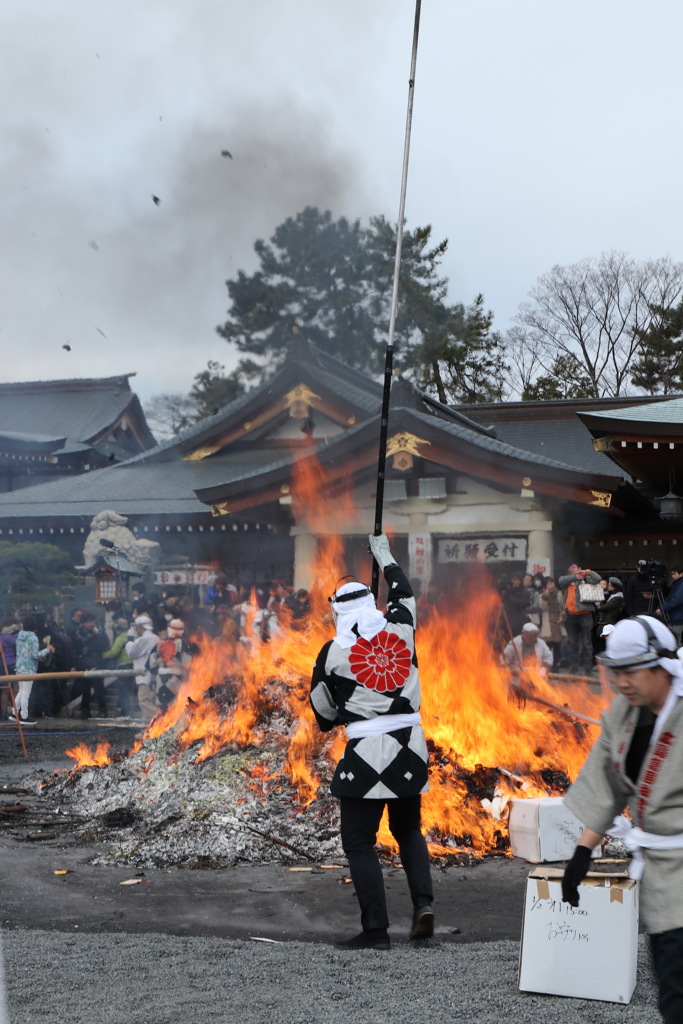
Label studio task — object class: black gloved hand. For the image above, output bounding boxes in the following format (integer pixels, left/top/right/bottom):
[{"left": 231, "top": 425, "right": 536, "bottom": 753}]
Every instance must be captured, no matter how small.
[{"left": 561, "top": 845, "right": 592, "bottom": 907}]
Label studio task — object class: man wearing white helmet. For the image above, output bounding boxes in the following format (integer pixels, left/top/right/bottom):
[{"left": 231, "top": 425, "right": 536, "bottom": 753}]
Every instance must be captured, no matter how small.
[
  {"left": 562, "top": 615, "right": 683, "bottom": 1023},
  {"left": 310, "top": 532, "right": 433, "bottom": 950},
  {"left": 153, "top": 618, "right": 192, "bottom": 713}
]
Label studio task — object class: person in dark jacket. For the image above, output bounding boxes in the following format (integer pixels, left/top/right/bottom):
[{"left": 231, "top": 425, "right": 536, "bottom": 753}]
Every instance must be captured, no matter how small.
[
  {"left": 501, "top": 575, "right": 531, "bottom": 638},
  {"left": 31, "top": 615, "right": 73, "bottom": 718},
  {"left": 593, "top": 577, "right": 626, "bottom": 657},
  {"left": 656, "top": 565, "right": 683, "bottom": 644},
  {"left": 72, "top": 610, "right": 109, "bottom": 719},
  {"left": 625, "top": 560, "right": 662, "bottom": 616},
  {"left": 0, "top": 616, "right": 19, "bottom": 719}
]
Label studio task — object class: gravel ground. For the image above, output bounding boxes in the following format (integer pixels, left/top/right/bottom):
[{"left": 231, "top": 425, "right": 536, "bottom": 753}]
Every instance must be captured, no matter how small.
[
  {"left": 0, "top": 931, "right": 660, "bottom": 1024},
  {"left": 0, "top": 722, "right": 663, "bottom": 1024}
]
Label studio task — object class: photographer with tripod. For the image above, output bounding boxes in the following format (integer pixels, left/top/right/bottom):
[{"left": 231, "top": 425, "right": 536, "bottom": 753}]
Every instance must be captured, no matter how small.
[
  {"left": 656, "top": 565, "right": 683, "bottom": 645},
  {"left": 625, "top": 559, "right": 666, "bottom": 617}
]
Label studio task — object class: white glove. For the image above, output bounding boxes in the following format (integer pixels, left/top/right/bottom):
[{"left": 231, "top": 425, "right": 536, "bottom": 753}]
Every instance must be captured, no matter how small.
[{"left": 368, "top": 532, "right": 397, "bottom": 571}]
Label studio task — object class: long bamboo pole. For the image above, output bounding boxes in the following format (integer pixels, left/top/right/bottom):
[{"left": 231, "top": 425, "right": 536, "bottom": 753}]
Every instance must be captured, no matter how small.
[
  {"left": 0, "top": 669, "right": 138, "bottom": 684},
  {"left": 371, "top": 0, "right": 422, "bottom": 598}
]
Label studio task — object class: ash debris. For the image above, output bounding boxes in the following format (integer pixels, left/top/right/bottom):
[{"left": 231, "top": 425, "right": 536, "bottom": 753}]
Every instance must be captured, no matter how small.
[{"left": 26, "top": 729, "right": 344, "bottom": 870}]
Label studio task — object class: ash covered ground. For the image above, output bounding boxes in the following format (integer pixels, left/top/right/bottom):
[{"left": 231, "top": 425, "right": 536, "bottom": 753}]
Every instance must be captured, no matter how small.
[
  {"left": 9, "top": 725, "right": 509, "bottom": 874},
  {"left": 15, "top": 724, "right": 343, "bottom": 869}
]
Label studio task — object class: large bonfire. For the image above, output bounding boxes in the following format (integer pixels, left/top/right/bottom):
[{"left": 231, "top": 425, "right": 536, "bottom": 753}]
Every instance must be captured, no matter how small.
[{"left": 40, "top": 458, "right": 607, "bottom": 868}]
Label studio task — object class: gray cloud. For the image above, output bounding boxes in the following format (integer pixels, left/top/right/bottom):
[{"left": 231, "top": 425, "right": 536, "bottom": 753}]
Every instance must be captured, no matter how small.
[{"left": 2, "top": 0, "right": 683, "bottom": 404}]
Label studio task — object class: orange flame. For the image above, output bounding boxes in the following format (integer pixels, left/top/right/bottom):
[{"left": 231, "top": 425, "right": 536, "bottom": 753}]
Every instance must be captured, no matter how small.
[
  {"left": 65, "top": 453, "right": 608, "bottom": 858},
  {"left": 65, "top": 740, "right": 112, "bottom": 768}
]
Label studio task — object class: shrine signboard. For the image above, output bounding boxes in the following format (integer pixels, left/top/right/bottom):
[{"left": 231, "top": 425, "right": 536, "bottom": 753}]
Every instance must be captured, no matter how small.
[{"left": 437, "top": 536, "right": 528, "bottom": 564}]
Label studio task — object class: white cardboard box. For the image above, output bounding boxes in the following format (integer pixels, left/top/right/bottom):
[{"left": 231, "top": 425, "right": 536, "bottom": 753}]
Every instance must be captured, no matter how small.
[
  {"left": 509, "top": 796, "right": 599, "bottom": 862},
  {"left": 518, "top": 867, "right": 638, "bottom": 1004}
]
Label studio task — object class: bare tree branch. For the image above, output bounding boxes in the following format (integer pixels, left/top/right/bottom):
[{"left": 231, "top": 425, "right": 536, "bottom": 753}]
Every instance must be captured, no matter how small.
[{"left": 512, "top": 252, "right": 683, "bottom": 397}]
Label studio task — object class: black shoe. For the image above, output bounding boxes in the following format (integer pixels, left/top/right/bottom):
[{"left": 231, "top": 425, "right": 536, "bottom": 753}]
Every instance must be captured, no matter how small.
[
  {"left": 410, "top": 905, "right": 434, "bottom": 940},
  {"left": 335, "top": 931, "right": 390, "bottom": 951},
  {"left": 9, "top": 714, "right": 37, "bottom": 727}
]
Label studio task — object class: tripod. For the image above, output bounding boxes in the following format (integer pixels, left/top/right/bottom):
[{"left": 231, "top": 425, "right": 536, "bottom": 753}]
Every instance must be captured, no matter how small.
[{"left": 647, "top": 584, "right": 669, "bottom": 624}]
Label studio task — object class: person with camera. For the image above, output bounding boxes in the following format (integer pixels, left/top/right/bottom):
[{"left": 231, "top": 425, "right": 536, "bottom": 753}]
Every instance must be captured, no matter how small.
[
  {"left": 656, "top": 565, "right": 683, "bottom": 645},
  {"left": 625, "top": 559, "right": 664, "bottom": 616},
  {"left": 558, "top": 562, "right": 602, "bottom": 675}
]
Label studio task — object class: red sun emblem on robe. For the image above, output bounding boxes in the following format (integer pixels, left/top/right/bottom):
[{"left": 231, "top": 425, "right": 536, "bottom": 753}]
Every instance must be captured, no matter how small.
[{"left": 348, "top": 631, "right": 412, "bottom": 692}]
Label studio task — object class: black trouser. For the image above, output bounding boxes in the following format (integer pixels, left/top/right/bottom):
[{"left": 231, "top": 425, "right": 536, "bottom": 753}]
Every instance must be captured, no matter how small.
[
  {"left": 339, "top": 796, "right": 433, "bottom": 934},
  {"left": 650, "top": 927, "right": 683, "bottom": 1023},
  {"left": 77, "top": 675, "right": 107, "bottom": 717},
  {"left": 116, "top": 676, "right": 137, "bottom": 716},
  {"left": 565, "top": 613, "right": 594, "bottom": 673}
]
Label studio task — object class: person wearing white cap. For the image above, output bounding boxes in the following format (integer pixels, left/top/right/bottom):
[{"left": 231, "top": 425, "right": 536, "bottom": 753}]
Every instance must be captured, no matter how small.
[
  {"left": 503, "top": 622, "right": 553, "bottom": 678},
  {"left": 153, "top": 619, "right": 192, "bottom": 713},
  {"left": 125, "top": 614, "right": 160, "bottom": 724},
  {"left": 562, "top": 615, "right": 683, "bottom": 1023},
  {"left": 310, "top": 532, "right": 433, "bottom": 950}
]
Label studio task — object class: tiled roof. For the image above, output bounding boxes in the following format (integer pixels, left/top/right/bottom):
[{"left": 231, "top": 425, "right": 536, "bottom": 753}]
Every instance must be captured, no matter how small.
[
  {"left": 195, "top": 400, "right": 625, "bottom": 506},
  {"left": 0, "top": 452, "right": 276, "bottom": 519},
  {"left": 581, "top": 396, "right": 683, "bottom": 426},
  {"left": 0, "top": 375, "right": 133, "bottom": 442},
  {"left": 480, "top": 419, "right": 616, "bottom": 475}
]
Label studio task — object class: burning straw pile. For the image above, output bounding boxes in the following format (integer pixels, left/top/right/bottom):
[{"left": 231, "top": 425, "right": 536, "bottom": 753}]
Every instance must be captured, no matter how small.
[{"left": 29, "top": 579, "right": 607, "bottom": 870}]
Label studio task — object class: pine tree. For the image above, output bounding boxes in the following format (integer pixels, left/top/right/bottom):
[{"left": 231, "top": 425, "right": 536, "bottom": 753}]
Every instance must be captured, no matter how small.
[{"left": 630, "top": 301, "right": 683, "bottom": 394}]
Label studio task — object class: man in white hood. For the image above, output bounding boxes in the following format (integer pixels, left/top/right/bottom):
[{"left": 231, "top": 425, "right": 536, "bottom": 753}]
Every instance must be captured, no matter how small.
[
  {"left": 310, "top": 533, "right": 433, "bottom": 950},
  {"left": 562, "top": 615, "right": 683, "bottom": 1023}
]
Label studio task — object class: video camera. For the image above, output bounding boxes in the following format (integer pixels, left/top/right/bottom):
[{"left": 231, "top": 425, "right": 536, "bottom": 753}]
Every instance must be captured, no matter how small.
[{"left": 641, "top": 558, "right": 667, "bottom": 589}]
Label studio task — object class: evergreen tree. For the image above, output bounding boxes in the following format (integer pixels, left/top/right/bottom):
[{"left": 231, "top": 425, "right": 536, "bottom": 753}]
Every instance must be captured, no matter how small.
[
  {"left": 216, "top": 207, "right": 506, "bottom": 401},
  {"left": 630, "top": 300, "right": 683, "bottom": 394},
  {"left": 189, "top": 360, "right": 247, "bottom": 416},
  {"left": 400, "top": 293, "right": 510, "bottom": 404},
  {"left": 217, "top": 207, "right": 381, "bottom": 377},
  {"left": 0, "top": 542, "right": 74, "bottom": 614},
  {"left": 521, "top": 354, "right": 595, "bottom": 401}
]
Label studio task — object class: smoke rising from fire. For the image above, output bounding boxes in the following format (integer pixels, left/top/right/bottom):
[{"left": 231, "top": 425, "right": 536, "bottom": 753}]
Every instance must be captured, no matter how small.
[{"left": 0, "top": 0, "right": 399, "bottom": 401}]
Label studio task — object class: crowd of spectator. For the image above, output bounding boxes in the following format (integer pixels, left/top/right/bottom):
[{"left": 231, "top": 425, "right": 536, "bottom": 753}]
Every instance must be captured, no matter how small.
[
  {"left": 496, "top": 560, "right": 683, "bottom": 678},
  {"left": 0, "top": 574, "right": 311, "bottom": 727},
  {"left": 4, "top": 559, "right": 678, "bottom": 725}
]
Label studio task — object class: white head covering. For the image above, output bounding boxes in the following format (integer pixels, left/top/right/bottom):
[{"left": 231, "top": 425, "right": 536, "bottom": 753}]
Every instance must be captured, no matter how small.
[
  {"left": 332, "top": 581, "right": 387, "bottom": 650},
  {"left": 600, "top": 623, "right": 615, "bottom": 639},
  {"left": 603, "top": 616, "right": 678, "bottom": 670},
  {"left": 168, "top": 618, "right": 184, "bottom": 638},
  {"left": 135, "top": 614, "right": 153, "bottom": 630},
  {"left": 603, "top": 616, "right": 683, "bottom": 745},
  {"left": 521, "top": 622, "right": 539, "bottom": 633}
]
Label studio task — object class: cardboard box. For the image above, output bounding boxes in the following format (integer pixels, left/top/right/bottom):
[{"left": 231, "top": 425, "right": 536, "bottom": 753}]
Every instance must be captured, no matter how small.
[
  {"left": 518, "top": 867, "right": 638, "bottom": 1004},
  {"left": 509, "top": 796, "right": 600, "bottom": 862}
]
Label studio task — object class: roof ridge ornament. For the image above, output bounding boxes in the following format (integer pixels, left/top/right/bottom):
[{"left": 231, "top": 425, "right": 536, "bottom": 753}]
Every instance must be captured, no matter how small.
[
  {"left": 386, "top": 431, "right": 430, "bottom": 458},
  {"left": 285, "top": 383, "right": 321, "bottom": 419}
]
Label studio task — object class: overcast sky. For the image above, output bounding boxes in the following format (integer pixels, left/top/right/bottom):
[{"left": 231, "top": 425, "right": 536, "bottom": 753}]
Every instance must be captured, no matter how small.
[{"left": 2, "top": 0, "right": 682, "bottom": 405}]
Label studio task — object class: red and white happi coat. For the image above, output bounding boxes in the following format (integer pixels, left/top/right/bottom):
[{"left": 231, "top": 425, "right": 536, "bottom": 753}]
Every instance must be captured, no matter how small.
[
  {"left": 310, "top": 564, "right": 429, "bottom": 801},
  {"left": 564, "top": 694, "right": 683, "bottom": 934}
]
